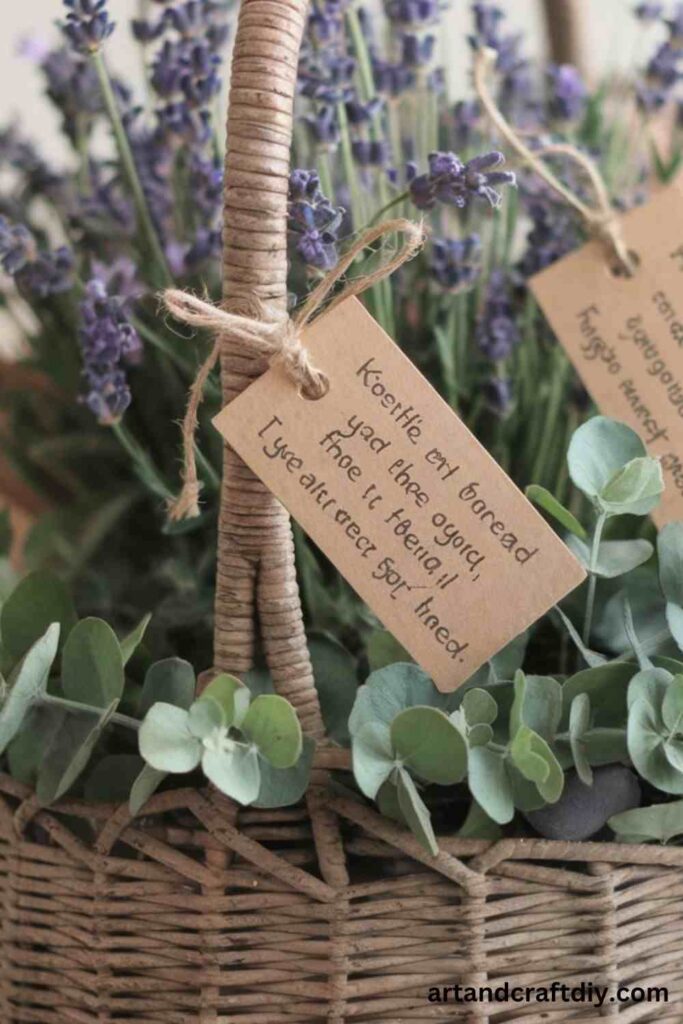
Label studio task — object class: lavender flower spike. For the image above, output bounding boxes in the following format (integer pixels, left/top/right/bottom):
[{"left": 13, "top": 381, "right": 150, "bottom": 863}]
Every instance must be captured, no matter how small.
[
  {"left": 408, "top": 150, "right": 516, "bottom": 211},
  {"left": 79, "top": 274, "right": 142, "bottom": 425},
  {"left": 62, "top": 0, "right": 115, "bottom": 54},
  {"left": 547, "top": 64, "right": 587, "bottom": 122}
]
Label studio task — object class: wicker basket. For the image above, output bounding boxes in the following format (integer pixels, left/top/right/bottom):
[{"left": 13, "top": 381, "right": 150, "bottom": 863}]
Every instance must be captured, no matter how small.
[{"left": 2, "top": 0, "right": 683, "bottom": 1020}]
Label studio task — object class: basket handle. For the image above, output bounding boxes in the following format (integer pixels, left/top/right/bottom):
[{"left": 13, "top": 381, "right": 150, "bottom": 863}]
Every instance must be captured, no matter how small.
[{"left": 215, "top": 0, "right": 325, "bottom": 739}]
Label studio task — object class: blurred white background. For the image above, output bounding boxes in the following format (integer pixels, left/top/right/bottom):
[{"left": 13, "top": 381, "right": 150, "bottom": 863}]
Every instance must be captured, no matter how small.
[{"left": 0, "top": 0, "right": 660, "bottom": 160}]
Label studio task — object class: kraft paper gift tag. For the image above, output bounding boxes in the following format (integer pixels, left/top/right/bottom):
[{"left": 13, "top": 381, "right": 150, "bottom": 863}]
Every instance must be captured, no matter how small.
[
  {"left": 214, "top": 296, "right": 585, "bottom": 693},
  {"left": 531, "top": 184, "right": 683, "bottom": 527}
]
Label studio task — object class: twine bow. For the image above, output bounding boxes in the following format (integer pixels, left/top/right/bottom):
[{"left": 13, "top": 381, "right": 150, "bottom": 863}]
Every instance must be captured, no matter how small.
[
  {"left": 164, "top": 217, "right": 425, "bottom": 521},
  {"left": 474, "top": 47, "right": 636, "bottom": 276}
]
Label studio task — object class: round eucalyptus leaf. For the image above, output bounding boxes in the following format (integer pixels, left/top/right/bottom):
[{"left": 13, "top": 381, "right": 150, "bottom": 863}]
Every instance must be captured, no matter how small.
[
  {"left": 666, "top": 602, "right": 683, "bottom": 653},
  {"left": 658, "top": 523, "right": 683, "bottom": 606},
  {"left": 628, "top": 696, "right": 683, "bottom": 794},
  {"left": 462, "top": 688, "right": 497, "bottom": 726},
  {"left": 188, "top": 697, "right": 223, "bottom": 739},
  {"left": 664, "top": 739, "right": 683, "bottom": 772},
  {"left": 7, "top": 704, "right": 62, "bottom": 786},
  {"left": 510, "top": 726, "right": 549, "bottom": 786},
  {"left": 0, "top": 622, "right": 60, "bottom": 755},
  {"left": 510, "top": 671, "right": 562, "bottom": 742},
  {"left": 352, "top": 721, "right": 395, "bottom": 799},
  {"left": 627, "top": 667, "right": 672, "bottom": 711},
  {"left": 129, "top": 763, "right": 166, "bottom": 815},
  {"left": 242, "top": 694, "right": 302, "bottom": 768},
  {"left": 567, "top": 417, "right": 645, "bottom": 503},
  {"left": 62, "top": 617, "right": 124, "bottom": 709},
  {"left": 598, "top": 456, "right": 663, "bottom": 517},
  {"left": 525, "top": 484, "right": 587, "bottom": 540},
  {"left": 376, "top": 776, "right": 404, "bottom": 824},
  {"left": 569, "top": 693, "right": 593, "bottom": 786},
  {"left": 349, "top": 663, "right": 448, "bottom": 736},
  {"left": 138, "top": 702, "right": 201, "bottom": 774},
  {"left": 562, "top": 663, "right": 634, "bottom": 727},
  {"left": 663, "top": 675, "right": 683, "bottom": 733},
  {"left": 457, "top": 801, "right": 503, "bottom": 839},
  {"left": 200, "top": 674, "right": 249, "bottom": 729},
  {"left": 366, "top": 631, "right": 412, "bottom": 672},
  {"left": 0, "top": 571, "right": 76, "bottom": 660},
  {"left": 609, "top": 799, "right": 683, "bottom": 844},
  {"left": 254, "top": 736, "right": 315, "bottom": 809},
  {"left": 468, "top": 745, "right": 514, "bottom": 824},
  {"left": 511, "top": 725, "right": 564, "bottom": 803},
  {"left": 309, "top": 632, "right": 358, "bottom": 746},
  {"left": 202, "top": 741, "right": 261, "bottom": 805},
  {"left": 391, "top": 706, "right": 467, "bottom": 785},
  {"left": 36, "top": 700, "right": 118, "bottom": 806},
  {"left": 140, "top": 658, "right": 196, "bottom": 716},
  {"left": 396, "top": 766, "right": 439, "bottom": 856},
  {"left": 119, "top": 613, "right": 152, "bottom": 667},
  {"left": 568, "top": 537, "right": 654, "bottom": 579},
  {"left": 468, "top": 723, "right": 494, "bottom": 747},
  {"left": 85, "top": 754, "right": 145, "bottom": 803}
]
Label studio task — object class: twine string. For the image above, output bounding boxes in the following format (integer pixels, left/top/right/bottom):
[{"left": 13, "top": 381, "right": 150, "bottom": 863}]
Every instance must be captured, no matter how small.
[
  {"left": 164, "top": 217, "right": 425, "bottom": 521},
  {"left": 473, "top": 47, "right": 635, "bottom": 275}
]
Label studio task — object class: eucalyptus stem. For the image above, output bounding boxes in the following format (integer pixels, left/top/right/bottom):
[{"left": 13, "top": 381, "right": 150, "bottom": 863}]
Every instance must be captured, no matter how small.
[
  {"left": 42, "top": 693, "right": 140, "bottom": 732},
  {"left": 582, "top": 511, "right": 606, "bottom": 644},
  {"left": 92, "top": 53, "right": 172, "bottom": 286}
]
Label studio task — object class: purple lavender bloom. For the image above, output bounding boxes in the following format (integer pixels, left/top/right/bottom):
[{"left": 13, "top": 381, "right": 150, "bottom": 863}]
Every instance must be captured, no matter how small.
[
  {"left": 288, "top": 169, "right": 344, "bottom": 270},
  {"left": 429, "top": 235, "right": 482, "bottom": 291},
  {"left": 635, "top": 3, "right": 663, "bottom": 20},
  {"left": 131, "top": 17, "right": 166, "bottom": 43},
  {"left": 345, "top": 97, "right": 383, "bottom": 125},
  {"left": 483, "top": 376, "right": 513, "bottom": 415},
  {"left": 62, "top": 0, "right": 116, "bottom": 54},
  {"left": 298, "top": 52, "right": 356, "bottom": 103},
  {"left": 0, "top": 219, "right": 35, "bottom": 275},
  {"left": 386, "top": 0, "right": 440, "bottom": 26},
  {"left": 400, "top": 33, "right": 436, "bottom": 68},
  {"left": 475, "top": 269, "right": 520, "bottom": 360},
  {"left": 19, "top": 248, "right": 75, "bottom": 298},
  {"left": 518, "top": 186, "right": 580, "bottom": 277},
  {"left": 637, "top": 41, "right": 682, "bottom": 110},
  {"left": 0, "top": 217, "right": 74, "bottom": 296},
  {"left": 303, "top": 105, "right": 341, "bottom": 149},
  {"left": 79, "top": 274, "right": 142, "bottom": 425},
  {"left": 0, "top": 127, "right": 63, "bottom": 198},
  {"left": 547, "top": 64, "right": 587, "bottom": 122},
  {"left": 471, "top": 2, "right": 531, "bottom": 104},
  {"left": 667, "top": 3, "right": 683, "bottom": 43},
  {"left": 452, "top": 99, "right": 481, "bottom": 147},
  {"left": 352, "top": 139, "right": 391, "bottom": 167},
  {"left": 372, "top": 54, "right": 415, "bottom": 96},
  {"left": 407, "top": 150, "right": 516, "bottom": 211},
  {"left": 39, "top": 47, "right": 101, "bottom": 142}
]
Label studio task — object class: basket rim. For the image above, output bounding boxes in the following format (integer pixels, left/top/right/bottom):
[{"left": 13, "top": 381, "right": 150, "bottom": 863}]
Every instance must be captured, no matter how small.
[{"left": 1, "top": 773, "right": 681, "bottom": 871}]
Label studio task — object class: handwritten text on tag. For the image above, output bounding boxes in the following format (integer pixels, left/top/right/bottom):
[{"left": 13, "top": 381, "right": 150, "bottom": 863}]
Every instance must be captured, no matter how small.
[
  {"left": 214, "top": 297, "right": 585, "bottom": 692},
  {"left": 531, "top": 185, "right": 683, "bottom": 527}
]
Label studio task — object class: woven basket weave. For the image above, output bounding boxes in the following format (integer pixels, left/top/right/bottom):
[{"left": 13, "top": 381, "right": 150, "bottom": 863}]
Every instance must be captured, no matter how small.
[{"left": 2, "top": 0, "right": 683, "bottom": 1020}]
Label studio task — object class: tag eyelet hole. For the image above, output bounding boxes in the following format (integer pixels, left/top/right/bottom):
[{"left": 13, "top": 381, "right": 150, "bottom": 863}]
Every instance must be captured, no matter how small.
[{"left": 607, "top": 250, "right": 640, "bottom": 279}]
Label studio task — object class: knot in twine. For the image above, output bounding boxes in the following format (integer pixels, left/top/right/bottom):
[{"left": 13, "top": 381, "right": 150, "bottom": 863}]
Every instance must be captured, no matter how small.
[
  {"left": 474, "top": 47, "right": 636, "bottom": 276},
  {"left": 164, "top": 218, "right": 425, "bottom": 521}
]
